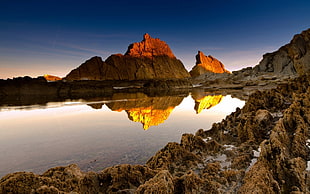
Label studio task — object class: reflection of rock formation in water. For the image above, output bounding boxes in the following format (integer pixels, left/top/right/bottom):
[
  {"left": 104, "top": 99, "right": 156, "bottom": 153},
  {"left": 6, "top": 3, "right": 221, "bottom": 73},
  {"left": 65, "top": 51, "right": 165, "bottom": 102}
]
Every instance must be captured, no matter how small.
[
  {"left": 191, "top": 89, "right": 223, "bottom": 114},
  {"left": 105, "top": 93, "right": 184, "bottom": 130},
  {"left": 193, "top": 95, "right": 223, "bottom": 114},
  {"left": 126, "top": 107, "right": 175, "bottom": 130}
]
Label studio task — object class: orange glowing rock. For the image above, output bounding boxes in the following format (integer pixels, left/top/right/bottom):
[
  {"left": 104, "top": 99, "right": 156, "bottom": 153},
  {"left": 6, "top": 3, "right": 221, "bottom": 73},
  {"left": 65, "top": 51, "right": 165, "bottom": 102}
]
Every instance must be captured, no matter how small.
[
  {"left": 190, "top": 51, "right": 230, "bottom": 77},
  {"left": 125, "top": 33, "right": 176, "bottom": 59},
  {"left": 194, "top": 95, "right": 223, "bottom": 114},
  {"left": 43, "top": 74, "right": 62, "bottom": 81},
  {"left": 127, "top": 106, "right": 175, "bottom": 130}
]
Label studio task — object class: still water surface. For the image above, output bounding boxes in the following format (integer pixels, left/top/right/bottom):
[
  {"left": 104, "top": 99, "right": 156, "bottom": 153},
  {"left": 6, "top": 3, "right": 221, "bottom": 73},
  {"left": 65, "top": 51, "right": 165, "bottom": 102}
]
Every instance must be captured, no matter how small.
[{"left": 0, "top": 91, "right": 244, "bottom": 178}]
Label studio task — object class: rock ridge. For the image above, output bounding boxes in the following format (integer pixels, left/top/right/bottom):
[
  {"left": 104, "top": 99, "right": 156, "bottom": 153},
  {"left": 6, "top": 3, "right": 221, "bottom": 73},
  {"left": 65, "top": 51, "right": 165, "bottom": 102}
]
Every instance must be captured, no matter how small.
[
  {"left": 65, "top": 34, "right": 190, "bottom": 81},
  {"left": 254, "top": 28, "right": 310, "bottom": 75}
]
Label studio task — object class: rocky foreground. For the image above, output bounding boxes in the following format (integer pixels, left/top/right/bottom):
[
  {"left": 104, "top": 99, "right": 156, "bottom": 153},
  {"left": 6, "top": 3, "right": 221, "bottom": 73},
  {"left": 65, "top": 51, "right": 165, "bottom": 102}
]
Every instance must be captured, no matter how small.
[{"left": 1, "top": 77, "right": 309, "bottom": 193}]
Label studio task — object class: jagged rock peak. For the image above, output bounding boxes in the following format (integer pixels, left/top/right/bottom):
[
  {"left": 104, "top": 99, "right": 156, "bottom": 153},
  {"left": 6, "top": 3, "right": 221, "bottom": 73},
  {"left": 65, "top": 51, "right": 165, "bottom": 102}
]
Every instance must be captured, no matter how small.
[
  {"left": 125, "top": 33, "right": 176, "bottom": 58},
  {"left": 190, "top": 51, "right": 230, "bottom": 77}
]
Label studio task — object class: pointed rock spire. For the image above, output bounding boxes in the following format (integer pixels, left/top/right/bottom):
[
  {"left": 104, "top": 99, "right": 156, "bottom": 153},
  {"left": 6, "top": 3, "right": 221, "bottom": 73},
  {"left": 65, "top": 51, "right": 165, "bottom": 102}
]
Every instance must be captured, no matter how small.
[{"left": 190, "top": 51, "right": 230, "bottom": 77}]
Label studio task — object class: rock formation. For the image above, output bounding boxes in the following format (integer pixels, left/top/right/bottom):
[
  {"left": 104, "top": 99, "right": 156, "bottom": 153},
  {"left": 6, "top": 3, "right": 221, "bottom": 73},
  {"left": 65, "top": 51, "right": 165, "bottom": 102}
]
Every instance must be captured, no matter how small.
[
  {"left": 125, "top": 33, "right": 175, "bottom": 59},
  {"left": 254, "top": 28, "right": 310, "bottom": 75},
  {"left": 63, "top": 56, "right": 105, "bottom": 80},
  {"left": 65, "top": 33, "right": 190, "bottom": 81},
  {"left": 43, "top": 74, "right": 62, "bottom": 81},
  {"left": 190, "top": 51, "right": 230, "bottom": 77}
]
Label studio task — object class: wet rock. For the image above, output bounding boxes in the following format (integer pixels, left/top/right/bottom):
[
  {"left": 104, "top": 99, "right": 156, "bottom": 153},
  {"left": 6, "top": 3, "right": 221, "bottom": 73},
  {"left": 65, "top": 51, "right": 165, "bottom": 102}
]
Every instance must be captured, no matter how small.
[
  {"left": 0, "top": 164, "right": 82, "bottom": 193},
  {"left": 174, "top": 170, "right": 218, "bottom": 194},
  {"left": 146, "top": 142, "right": 202, "bottom": 173},
  {"left": 136, "top": 170, "right": 174, "bottom": 194},
  {"left": 97, "top": 164, "right": 157, "bottom": 193},
  {"left": 239, "top": 86, "right": 310, "bottom": 193}
]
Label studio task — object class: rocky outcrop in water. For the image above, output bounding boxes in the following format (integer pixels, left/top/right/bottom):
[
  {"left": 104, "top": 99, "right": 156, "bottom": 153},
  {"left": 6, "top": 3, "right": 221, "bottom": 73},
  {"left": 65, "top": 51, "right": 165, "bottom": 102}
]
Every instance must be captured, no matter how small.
[
  {"left": 190, "top": 51, "right": 230, "bottom": 77},
  {"left": 65, "top": 34, "right": 190, "bottom": 81}
]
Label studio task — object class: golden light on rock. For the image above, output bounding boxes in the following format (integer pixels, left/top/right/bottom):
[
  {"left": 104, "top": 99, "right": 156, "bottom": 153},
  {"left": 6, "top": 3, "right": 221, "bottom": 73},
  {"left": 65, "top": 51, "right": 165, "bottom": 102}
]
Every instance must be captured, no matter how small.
[
  {"left": 127, "top": 106, "right": 175, "bottom": 130},
  {"left": 194, "top": 95, "right": 223, "bottom": 114},
  {"left": 43, "top": 74, "right": 62, "bottom": 81},
  {"left": 189, "top": 51, "right": 230, "bottom": 77}
]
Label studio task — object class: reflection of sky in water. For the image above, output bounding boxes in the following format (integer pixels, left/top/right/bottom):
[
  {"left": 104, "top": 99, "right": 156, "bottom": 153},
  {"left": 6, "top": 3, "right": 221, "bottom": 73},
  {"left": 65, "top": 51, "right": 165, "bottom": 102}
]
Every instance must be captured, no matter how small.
[{"left": 0, "top": 95, "right": 244, "bottom": 178}]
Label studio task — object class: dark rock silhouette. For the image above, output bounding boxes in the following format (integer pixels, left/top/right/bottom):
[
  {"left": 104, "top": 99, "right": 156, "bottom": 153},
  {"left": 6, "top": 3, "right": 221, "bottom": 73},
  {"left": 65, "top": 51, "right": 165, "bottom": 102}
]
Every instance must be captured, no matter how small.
[{"left": 65, "top": 33, "right": 190, "bottom": 81}]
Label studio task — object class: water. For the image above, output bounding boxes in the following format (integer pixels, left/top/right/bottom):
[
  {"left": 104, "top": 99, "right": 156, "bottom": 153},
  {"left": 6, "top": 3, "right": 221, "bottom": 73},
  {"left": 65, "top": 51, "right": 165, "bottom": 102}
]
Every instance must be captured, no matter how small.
[{"left": 0, "top": 91, "right": 245, "bottom": 178}]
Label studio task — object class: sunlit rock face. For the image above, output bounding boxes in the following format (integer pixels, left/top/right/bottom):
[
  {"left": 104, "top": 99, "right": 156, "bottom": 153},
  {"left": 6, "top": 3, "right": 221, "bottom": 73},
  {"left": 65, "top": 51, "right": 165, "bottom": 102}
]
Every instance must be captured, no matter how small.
[
  {"left": 43, "top": 74, "right": 62, "bottom": 81},
  {"left": 189, "top": 51, "right": 230, "bottom": 77},
  {"left": 65, "top": 34, "right": 190, "bottom": 80},
  {"left": 126, "top": 33, "right": 176, "bottom": 59},
  {"left": 193, "top": 95, "right": 223, "bottom": 114},
  {"left": 105, "top": 93, "right": 184, "bottom": 130}
]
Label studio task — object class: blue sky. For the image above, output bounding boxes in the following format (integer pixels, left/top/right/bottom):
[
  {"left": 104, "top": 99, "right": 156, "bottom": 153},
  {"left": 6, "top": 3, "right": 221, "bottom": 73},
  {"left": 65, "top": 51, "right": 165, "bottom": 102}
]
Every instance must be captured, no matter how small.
[{"left": 0, "top": 0, "right": 309, "bottom": 78}]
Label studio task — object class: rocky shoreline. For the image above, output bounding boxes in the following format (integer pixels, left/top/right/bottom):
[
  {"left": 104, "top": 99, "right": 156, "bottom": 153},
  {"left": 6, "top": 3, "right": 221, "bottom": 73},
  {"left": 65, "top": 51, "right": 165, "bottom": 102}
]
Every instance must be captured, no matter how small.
[
  {"left": 1, "top": 29, "right": 310, "bottom": 193},
  {"left": 1, "top": 75, "right": 309, "bottom": 193},
  {"left": 0, "top": 77, "right": 192, "bottom": 107}
]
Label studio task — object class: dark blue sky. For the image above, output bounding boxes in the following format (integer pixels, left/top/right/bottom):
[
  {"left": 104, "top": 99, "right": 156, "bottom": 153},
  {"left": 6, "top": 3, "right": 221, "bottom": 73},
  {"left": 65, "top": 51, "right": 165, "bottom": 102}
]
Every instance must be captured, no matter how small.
[{"left": 1, "top": 0, "right": 309, "bottom": 78}]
